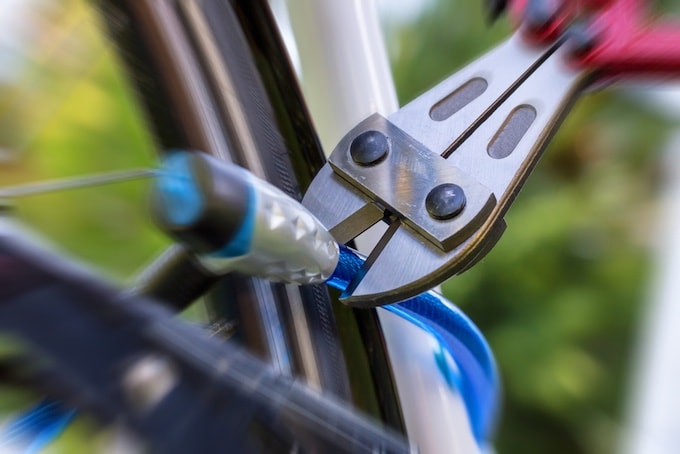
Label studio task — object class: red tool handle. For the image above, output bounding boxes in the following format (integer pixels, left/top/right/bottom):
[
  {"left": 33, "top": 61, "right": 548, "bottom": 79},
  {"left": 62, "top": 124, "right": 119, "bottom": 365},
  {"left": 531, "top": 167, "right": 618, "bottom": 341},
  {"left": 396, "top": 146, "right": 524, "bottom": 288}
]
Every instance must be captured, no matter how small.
[{"left": 509, "top": 0, "right": 680, "bottom": 79}]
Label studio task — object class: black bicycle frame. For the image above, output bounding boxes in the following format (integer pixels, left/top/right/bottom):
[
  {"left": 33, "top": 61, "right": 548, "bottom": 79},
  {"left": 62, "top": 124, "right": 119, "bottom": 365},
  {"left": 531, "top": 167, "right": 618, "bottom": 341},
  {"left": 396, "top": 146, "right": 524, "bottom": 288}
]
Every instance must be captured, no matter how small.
[{"left": 95, "top": 0, "right": 405, "bottom": 432}]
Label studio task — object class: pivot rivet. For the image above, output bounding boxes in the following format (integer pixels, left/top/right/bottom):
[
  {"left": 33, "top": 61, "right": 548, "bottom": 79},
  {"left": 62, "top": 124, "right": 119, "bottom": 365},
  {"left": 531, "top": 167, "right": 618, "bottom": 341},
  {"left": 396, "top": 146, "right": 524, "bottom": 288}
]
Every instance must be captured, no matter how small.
[
  {"left": 350, "top": 131, "right": 389, "bottom": 166},
  {"left": 426, "top": 184, "right": 466, "bottom": 220}
]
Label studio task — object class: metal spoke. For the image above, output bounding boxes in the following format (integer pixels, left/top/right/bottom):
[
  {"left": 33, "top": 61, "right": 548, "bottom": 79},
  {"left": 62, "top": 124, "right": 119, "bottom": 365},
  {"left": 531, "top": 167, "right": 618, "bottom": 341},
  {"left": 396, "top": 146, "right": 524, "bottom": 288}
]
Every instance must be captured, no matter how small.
[{"left": 0, "top": 168, "right": 158, "bottom": 198}]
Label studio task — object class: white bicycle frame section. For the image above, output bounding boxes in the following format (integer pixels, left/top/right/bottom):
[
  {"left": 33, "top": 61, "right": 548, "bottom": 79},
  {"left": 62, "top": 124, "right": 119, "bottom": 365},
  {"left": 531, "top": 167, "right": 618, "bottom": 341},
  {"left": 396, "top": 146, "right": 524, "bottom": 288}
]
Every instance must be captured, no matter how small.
[
  {"left": 273, "top": 1, "right": 481, "bottom": 453},
  {"left": 622, "top": 94, "right": 680, "bottom": 454}
]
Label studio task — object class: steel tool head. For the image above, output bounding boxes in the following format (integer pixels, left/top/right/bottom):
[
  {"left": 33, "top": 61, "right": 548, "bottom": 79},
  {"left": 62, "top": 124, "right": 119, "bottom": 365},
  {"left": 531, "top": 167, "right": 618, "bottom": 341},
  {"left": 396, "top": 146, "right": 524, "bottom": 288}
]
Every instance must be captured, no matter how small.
[{"left": 304, "top": 34, "right": 589, "bottom": 307}]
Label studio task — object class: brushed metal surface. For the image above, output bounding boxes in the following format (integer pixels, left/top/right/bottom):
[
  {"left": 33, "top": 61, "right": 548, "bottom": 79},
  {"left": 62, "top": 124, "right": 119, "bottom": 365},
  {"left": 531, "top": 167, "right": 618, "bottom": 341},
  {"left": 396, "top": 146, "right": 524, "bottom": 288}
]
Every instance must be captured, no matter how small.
[
  {"left": 329, "top": 114, "right": 496, "bottom": 251},
  {"left": 305, "top": 34, "right": 590, "bottom": 305},
  {"left": 303, "top": 164, "right": 384, "bottom": 243},
  {"left": 201, "top": 174, "right": 340, "bottom": 285},
  {"left": 345, "top": 42, "right": 588, "bottom": 305},
  {"left": 389, "top": 34, "right": 560, "bottom": 159}
]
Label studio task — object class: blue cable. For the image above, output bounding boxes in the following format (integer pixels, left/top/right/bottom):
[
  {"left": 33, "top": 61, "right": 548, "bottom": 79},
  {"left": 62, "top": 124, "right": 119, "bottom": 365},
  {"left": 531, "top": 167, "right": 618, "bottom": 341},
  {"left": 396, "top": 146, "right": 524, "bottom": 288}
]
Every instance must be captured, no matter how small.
[
  {"left": 0, "top": 399, "right": 75, "bottom": 453},
  {"left": 328, "top": 245, "right": 500, "bottom": 443}
]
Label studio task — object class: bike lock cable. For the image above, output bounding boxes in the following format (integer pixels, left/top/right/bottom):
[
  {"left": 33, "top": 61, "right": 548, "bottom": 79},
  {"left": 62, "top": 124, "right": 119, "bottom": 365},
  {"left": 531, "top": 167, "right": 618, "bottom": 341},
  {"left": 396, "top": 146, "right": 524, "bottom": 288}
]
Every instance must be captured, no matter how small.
[{"left": 328, "top": 246, "right": 500, "bottom": 444}]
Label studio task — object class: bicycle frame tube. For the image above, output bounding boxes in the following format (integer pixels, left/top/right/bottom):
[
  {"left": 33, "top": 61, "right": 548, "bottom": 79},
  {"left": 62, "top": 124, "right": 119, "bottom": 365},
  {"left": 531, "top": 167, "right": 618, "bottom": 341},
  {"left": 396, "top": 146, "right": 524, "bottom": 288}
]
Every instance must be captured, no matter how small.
[
  {"left": 286, "top": 0, "right": 399, "bottom": 153},
  {"left": 282, "top": 0, "right": 413, "bottom": 431}
]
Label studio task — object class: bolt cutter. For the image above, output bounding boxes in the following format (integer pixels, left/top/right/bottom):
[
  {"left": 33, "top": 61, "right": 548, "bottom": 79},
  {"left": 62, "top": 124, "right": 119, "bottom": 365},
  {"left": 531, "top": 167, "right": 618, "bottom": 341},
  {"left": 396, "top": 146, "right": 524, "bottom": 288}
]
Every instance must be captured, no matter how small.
[
  {"left": 300, "top": 0, "right": 680, "bottom": 306},
  {"left": 148, "top": 0, "right": 680, "bottom": 308}
]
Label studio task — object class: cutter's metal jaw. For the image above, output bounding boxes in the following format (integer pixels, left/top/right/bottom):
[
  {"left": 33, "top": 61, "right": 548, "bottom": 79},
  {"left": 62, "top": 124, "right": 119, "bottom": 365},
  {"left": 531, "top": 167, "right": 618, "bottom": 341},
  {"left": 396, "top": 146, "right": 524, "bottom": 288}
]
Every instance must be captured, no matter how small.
[{"left": 303, "top": 34, "right": 591, "bottom": 307}]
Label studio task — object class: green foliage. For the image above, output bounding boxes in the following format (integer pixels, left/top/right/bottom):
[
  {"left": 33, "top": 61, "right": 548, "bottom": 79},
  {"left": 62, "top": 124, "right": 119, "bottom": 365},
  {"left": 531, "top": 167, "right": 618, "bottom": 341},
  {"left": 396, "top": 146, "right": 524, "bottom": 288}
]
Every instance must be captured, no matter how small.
[{"left": 0, "top": 1, "right": 169, "bottom": 283}]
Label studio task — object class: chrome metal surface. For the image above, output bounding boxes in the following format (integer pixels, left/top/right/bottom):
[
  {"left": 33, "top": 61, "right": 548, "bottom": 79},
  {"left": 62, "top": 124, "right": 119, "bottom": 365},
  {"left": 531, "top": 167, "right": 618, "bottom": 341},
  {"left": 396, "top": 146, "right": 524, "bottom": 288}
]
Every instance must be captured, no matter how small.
[
  {"left": 306, "top": 34, "right": 590, "bottom": 305},
  {"left": 348, "top": 224, "right": 478, "bottom": 306},
  {"left": 389, "top": 34, "right": 561, "bottom": 158},
  {"left": 329, "top": 114, "right": 496, "bottom": 251},
  {"left": 303, "top": 164, "right": 383, "bottom": 244},
  {"left": 349, "top": 43, "right": 588, "bottom": 305},
  {"left": 442, "top": 51, "right": 586, "bottom": 201},
  {"left": 200, "top": 172, "right": 340, "bottom": 285}
]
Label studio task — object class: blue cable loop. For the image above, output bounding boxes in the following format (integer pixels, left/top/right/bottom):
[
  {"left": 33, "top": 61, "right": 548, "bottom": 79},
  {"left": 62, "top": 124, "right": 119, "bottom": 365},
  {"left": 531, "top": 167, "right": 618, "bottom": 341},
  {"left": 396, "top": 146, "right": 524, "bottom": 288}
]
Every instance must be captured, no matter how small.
[{"left": 328, "top": 245, "right": 500, "bottom": 443}]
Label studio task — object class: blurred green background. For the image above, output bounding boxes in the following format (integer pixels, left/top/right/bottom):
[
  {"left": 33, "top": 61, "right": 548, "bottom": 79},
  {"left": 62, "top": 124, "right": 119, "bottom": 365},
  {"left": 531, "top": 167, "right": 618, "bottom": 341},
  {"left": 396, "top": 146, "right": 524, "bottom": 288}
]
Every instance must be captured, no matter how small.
[
  {"left": 1, "top": 0, "right": 679, "bottom": 452},
  {"left": 0, "top": 0, "right": 168, "bottom": 283}
]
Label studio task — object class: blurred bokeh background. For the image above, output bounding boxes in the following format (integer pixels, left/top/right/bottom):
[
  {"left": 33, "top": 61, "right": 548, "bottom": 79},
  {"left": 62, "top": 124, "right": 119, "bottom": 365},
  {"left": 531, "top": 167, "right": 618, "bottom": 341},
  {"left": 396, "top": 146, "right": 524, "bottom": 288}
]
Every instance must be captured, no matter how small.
[
  {"left": 0, "top": 0, "right": 168, "bottom": 282},
  {"left": 2, "top": 0, "right": 680, "bottom": 452}
]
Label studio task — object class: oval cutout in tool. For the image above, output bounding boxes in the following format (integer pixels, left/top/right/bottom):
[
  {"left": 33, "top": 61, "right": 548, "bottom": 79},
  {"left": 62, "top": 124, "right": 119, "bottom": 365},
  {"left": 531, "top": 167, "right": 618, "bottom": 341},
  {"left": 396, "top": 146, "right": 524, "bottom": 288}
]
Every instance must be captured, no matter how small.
[
  {"left": 487, "top": 105, "right": 536, "bottom": 159},
  {"left": 430, "top": 78, "right": 488, "bottom": 121}
]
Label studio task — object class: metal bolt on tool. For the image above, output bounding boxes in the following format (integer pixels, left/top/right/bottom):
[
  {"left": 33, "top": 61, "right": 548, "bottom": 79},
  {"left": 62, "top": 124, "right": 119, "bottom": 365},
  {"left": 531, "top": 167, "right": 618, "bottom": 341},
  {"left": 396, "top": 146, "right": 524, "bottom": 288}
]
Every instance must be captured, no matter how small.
[
  {"left": 350, "top": 130, "right": 389, "bottom": 166},
  {"left": 426, "top": 184, "right": 466, "bottom": 220}
]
